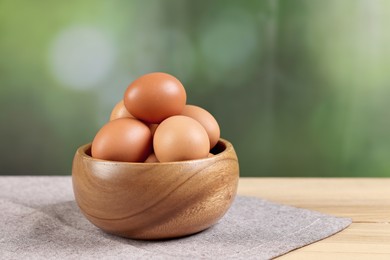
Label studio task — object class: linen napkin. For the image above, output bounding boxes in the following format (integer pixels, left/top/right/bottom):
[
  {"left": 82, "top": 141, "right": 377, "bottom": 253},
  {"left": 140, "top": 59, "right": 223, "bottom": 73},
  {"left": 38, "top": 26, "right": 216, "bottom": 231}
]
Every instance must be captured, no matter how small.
[{"left": 0, "top": 177, "right": 351, "bottom": 259}]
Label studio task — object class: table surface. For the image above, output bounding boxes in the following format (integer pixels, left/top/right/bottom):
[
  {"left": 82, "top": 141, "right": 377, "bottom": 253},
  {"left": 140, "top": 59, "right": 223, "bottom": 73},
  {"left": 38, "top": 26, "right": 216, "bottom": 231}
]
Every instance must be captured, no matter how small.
[{"left": 238, "top": 178, "right": 390, "bottom": 259}]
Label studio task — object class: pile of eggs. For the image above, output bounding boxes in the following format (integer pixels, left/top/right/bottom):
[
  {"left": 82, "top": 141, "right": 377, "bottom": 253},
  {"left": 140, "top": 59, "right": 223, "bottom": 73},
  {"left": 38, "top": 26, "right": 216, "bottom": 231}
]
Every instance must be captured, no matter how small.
[{"left": 91, "top": 72, "right": 220, "bottom": 163}]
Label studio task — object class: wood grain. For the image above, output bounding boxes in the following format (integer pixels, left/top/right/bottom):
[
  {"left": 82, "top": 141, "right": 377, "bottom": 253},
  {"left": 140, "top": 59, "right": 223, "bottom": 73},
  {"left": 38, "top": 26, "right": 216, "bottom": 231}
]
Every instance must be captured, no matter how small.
[
  {"left": 278, "top": 223, "right": 390, "bottom": 260},
  {"left": 238, "top": 178, "right": 390, "bottom": 259},
  {"left": 72, "top": 139, "right": 239, "bottom": 240}
]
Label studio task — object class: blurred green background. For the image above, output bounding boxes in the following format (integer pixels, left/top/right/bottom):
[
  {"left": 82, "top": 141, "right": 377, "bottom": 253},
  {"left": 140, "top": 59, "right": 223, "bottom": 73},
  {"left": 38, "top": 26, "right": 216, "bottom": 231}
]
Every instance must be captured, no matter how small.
[{"left": 1, "top": 0, "right": 390, "bottom": 177}]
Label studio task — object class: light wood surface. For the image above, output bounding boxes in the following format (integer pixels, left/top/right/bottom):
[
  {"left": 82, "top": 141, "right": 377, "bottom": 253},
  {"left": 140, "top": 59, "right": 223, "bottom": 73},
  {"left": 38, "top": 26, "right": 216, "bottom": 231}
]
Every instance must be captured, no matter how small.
[{"left": 238, "top": 178, "right": 390, "bottom": 259}]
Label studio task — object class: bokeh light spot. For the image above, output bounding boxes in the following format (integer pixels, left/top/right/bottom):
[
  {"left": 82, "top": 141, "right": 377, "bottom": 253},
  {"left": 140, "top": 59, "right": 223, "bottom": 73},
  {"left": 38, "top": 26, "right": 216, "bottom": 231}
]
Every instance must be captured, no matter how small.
[{"left": 49, "top": 26, "right": 116, "bottom": 90}]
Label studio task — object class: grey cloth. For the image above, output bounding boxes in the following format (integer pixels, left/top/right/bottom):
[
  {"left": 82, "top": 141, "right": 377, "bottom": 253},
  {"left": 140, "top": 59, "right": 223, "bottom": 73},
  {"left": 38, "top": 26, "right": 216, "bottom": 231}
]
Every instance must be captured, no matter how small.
[{"left": 0, "top": 177, "right": 351, "bottom": 259}]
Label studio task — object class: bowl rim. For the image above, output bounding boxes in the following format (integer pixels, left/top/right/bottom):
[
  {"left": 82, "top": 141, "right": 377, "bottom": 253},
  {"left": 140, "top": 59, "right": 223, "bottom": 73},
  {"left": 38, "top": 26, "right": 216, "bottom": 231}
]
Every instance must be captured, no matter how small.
[{"left": 76, "top": 138, "right": 235, "bottom": 165}]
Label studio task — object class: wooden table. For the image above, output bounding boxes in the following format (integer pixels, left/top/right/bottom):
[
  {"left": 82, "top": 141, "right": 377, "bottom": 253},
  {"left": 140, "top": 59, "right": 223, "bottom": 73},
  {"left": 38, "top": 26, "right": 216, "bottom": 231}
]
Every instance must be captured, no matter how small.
[{"left": 238, "top": 178, "right": 390, "bottom": 259}]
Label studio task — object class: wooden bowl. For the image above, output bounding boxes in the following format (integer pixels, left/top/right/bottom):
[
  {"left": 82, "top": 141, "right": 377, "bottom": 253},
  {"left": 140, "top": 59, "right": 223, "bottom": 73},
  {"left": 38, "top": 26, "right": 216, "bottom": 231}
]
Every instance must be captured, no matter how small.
[{"left": 72, "top": 138, "right": 239, "bottom": 240}]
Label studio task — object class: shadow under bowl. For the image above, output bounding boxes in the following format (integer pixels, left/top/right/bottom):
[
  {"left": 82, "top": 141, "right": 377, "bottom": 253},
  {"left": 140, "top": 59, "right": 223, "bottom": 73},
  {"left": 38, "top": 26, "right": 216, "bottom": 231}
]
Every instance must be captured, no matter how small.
[{"left": 72, "top": 138, "right": 239, "bottom": 240}]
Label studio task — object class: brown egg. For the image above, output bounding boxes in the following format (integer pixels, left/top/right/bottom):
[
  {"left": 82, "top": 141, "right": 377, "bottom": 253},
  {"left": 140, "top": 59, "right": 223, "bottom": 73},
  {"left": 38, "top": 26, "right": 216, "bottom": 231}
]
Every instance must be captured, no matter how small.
[
  {"left": 91, "top": 118, "right": 152, "bottom": 162},
  {"left": 154, "top": 115, "right": 210, "bottom": 162},
  {"left": 124, "top": 72, "right": 186, "bottom": 123},
  {"left": 181, "top": 105, "right": 220, "bottom": 148},
  {"left": 144, "top": 153, "right": 159, "bottom": 163},
  {"left": 110, "top": 100, "right": 134, "bottom": 121}
]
